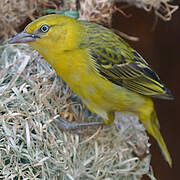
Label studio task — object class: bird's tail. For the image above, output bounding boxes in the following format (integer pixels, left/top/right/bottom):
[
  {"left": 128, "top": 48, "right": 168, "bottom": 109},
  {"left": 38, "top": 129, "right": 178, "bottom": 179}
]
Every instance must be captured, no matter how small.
[{"left": 142, "top": 110, "right": 172, "bottom": 167}]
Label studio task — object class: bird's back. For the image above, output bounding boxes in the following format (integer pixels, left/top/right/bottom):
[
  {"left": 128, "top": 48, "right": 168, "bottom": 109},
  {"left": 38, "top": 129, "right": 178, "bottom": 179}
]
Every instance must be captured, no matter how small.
[{"left": 79, "top": 20, "right": 173, "bottom": 100}]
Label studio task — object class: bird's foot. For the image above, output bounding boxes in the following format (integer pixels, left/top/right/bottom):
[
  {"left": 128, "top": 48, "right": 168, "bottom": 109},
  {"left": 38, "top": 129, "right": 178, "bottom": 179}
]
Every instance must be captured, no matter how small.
[{"left": 54, "top": 116, "right": 104, "bottom": 132}]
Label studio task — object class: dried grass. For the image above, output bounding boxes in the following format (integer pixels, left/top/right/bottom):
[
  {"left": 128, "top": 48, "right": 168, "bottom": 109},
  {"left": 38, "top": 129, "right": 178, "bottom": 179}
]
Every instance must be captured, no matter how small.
[
  {"left": 0, "top": 44, "right": 156, "bottom": 179},
  {"left": 0, "top": 0, "right": 63, "bottom": 42},
  {"left": 0, "top": 0, "right": 178, "bottom": 43},
  {"left": 121, "top": 0, "right": 178, "bottom": 21},
  {"left": 79, "top": 0, "right": 115, "bottom": 26}
]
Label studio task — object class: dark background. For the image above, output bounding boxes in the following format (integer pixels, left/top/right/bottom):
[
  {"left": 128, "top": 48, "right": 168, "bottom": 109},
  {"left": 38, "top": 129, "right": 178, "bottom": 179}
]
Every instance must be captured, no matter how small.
[{"left": 114, "top": 1, "right": 180, "bottom": 180}]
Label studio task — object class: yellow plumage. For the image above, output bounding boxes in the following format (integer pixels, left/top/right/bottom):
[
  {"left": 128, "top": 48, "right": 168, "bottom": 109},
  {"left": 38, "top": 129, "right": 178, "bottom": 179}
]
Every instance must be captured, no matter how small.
[{"left": 9, "top": 14, "right": 173, "bottom": 166}]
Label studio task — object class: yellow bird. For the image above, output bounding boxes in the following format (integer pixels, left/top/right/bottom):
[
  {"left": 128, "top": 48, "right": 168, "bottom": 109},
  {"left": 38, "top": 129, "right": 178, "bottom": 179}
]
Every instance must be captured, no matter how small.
[{"left": 9, "top": 14, "right": 173, "bottom": 166}]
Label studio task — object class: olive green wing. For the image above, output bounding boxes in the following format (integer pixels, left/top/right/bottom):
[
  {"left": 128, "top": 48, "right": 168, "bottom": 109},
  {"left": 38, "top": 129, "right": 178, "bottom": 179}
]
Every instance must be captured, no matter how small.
[
  {"left": 81, "top": 23, "right": 173, "bottom": 99},
  {"left": 89, "top": 44, "right": 173, "bottom": 99},
  {"left": 90, "top": 46, "right": 173, "bottom": 99},
  {"left": 80, "top": 21, "right": 173, "bottom": 99}
]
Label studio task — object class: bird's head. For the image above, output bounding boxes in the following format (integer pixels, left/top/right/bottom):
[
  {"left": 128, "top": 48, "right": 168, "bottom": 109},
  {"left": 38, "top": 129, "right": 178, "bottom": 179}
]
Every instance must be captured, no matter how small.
[{"left": 9, "top": 14, "right": 83, "bottom": 56}]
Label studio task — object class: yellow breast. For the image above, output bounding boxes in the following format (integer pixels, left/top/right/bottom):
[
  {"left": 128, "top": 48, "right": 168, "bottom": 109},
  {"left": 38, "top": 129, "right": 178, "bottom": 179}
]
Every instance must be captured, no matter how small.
[{"left": 43, "top": 48, "right": 145, "bottom": 119}]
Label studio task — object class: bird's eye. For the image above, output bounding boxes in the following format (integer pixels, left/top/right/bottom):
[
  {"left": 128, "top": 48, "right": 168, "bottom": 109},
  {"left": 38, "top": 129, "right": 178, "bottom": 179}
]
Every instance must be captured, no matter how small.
[{"left": 40, "top": 24, "right": 50, "bottom": 33}]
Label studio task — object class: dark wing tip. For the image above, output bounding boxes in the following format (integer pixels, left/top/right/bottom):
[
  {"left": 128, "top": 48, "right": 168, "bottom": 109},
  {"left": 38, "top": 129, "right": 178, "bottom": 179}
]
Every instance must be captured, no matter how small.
[
  {"left": 153, "top": 87, "right": 174, "bottom": 100},
  {"left": 142, "top": 67, "right": 174, "bottom": 100},
  {"left": 164, "top": 88, "right": 174, "bottom": 100}
]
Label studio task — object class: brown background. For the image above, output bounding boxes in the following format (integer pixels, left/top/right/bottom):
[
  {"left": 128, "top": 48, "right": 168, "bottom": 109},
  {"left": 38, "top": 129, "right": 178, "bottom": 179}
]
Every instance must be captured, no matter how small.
[{"left": 115, "top": 1, "right": 180, "bottom": 179}]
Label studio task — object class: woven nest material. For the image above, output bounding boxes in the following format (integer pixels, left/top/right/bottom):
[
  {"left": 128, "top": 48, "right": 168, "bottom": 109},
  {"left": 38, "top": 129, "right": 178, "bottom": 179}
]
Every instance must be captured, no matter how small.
[
  {"left": 0, "top": 0, "right": 178, "bottom": 43},
  {"left": 0, "top": 0, "right": 62, "bottom": 42},
  {"left": 0, "top": 44, "right": 155, "bottom": 179},
  {"left": 79, "top": 0, "right": 115, "bottom": 26},
  {"left": 122, "top": 0, "right": 178, "bottom": 21}
]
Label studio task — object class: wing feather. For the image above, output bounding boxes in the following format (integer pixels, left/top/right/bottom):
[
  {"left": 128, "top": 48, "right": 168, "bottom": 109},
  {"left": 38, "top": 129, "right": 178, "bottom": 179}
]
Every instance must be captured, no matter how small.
[{"left": 81, "top": 21, "right": 173, "bottom": 100}]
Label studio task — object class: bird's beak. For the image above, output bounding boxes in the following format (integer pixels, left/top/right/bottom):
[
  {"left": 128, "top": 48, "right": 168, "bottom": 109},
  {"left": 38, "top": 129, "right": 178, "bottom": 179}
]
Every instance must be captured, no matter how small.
[{"left": 9, "top": 30, "right": 39, "bottom": 44}]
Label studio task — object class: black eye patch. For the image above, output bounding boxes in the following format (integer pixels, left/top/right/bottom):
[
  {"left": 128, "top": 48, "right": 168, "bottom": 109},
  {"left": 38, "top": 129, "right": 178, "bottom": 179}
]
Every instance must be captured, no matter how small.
[{"left": 39, "top": 24, "right": 50, "bottom": 33}]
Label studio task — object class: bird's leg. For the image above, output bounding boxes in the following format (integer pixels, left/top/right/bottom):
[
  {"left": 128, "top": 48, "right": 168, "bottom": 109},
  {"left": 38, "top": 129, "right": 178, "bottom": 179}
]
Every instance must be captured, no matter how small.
[{"left": 54, "top": 116, "right": 104, "bottom": 131}]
